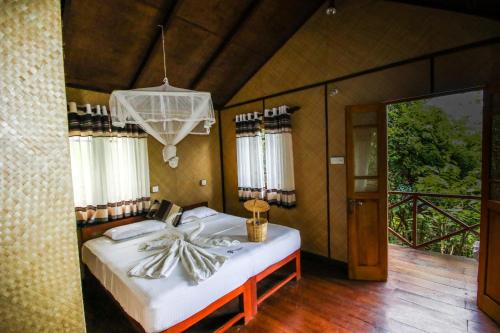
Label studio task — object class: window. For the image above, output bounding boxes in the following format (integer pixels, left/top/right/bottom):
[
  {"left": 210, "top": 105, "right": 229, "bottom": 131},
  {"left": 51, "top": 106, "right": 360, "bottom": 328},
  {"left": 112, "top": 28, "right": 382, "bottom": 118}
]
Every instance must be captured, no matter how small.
[
  {"left": 235, "top": 105, "right": 296, "bottom": 207},
  {"left": 67, "top": 103, "right": 150, "bottom": 224}
]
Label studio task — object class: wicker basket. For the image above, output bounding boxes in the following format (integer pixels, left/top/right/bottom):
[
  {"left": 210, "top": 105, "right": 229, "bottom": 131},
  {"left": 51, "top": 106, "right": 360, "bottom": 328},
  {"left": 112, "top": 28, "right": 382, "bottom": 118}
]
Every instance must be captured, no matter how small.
[
  {"left": 243, "top": 199, "right": 271, "bottom": 242},
  {"left": 246, "top": 217, "right": 268, "bottom": 242}
]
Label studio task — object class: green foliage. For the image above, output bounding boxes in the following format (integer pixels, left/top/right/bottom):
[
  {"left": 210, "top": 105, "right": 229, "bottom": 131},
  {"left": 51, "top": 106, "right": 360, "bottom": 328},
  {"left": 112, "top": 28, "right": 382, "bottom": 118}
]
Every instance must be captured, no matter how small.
[{"left": 387, "top": 100, "right": 481, "bottom": 257}]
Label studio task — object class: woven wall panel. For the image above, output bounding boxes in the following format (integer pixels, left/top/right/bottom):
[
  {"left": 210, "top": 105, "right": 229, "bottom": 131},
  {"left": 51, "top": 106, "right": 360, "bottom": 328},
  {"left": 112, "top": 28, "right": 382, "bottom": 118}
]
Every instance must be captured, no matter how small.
[
  {"left": 267, "top": 88, "right": 328, "bottom": 256},
  {"left": 149, "top": 128, "right": 223, "bottom": 211},
  {"left": 435, "top": 44, "right": 500, "bottom": 92},
  {"left": 221, "top": 89, "right": 328, "bottom": 256},
  {"left": 0, "top": 1, "right": 86, "bottom": 332},
  {"left": 147, "top": 136, "right": 180, "bottom": 203},
  {"left": 327, "top": 61, "right": 429, "bottom": 261},
  {"left": 65, "top": 88, "right": 223, "bottom": 211},
  {"left": 222, "top": 0, "right": 500, "bottom": 263},
  {"left": 227, "top": 0, "right": 500, "bottom": 105},
  {"left": 66, "top": 87, "right": 110, "bottom": 105}
]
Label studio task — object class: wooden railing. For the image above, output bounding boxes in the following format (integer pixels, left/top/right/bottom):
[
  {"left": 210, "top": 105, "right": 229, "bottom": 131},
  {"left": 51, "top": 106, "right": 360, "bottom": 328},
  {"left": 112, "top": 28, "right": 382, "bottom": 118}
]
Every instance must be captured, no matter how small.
[{"left": 388, "top": 191, "right": 481, "bottom": 249}]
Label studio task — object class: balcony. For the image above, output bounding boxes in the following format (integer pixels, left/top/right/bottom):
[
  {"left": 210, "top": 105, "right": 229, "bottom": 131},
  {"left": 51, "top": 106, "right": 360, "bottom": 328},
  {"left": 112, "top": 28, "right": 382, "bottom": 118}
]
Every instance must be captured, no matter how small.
[{"left": 388, "top": 191, "right": 481, "bottom": 257}]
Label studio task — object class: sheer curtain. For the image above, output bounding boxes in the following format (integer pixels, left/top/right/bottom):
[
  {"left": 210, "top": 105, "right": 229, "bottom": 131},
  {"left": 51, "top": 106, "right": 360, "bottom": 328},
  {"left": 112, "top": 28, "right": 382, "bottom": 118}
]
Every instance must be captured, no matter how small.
[
  {"left": 68, "top": 103, "right": 150, "bottom": 224},
  {"left": 235, "top": 112, "right": 265, "bottom": 200},
  {"left": 353, "top": 125, "right": 378, "bottom": 192},
  {"left": 264, "top": 106, "right": 296, "bottom": 207},
  {"left": 109, "top": 82, "right": 216, "bottom": 168}
]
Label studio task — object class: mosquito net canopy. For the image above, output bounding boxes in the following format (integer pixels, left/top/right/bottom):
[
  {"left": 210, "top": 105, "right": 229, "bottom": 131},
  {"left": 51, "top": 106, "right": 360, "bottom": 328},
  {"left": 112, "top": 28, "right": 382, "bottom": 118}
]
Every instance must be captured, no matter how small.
[{"left": 109, "top": 80, "right": 216, "bottom": 168}]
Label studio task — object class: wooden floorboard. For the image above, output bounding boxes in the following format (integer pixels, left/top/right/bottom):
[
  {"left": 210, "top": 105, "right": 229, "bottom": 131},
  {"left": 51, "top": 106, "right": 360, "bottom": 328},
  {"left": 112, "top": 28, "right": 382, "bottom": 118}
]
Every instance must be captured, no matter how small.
[{"left": 83, "top": 245, "right": 499, "bottom": 333}]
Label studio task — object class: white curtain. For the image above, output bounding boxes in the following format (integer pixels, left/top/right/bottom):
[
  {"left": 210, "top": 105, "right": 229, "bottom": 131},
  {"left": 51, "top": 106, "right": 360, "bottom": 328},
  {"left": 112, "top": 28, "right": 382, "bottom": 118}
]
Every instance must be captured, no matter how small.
[
  {"left": 236, "top": 112, "right": 265, "bottom": 200},
  {"left": 264, "top": 106, "right": 296, "bottom": 207},
  {"left": 353, "top": 125, "right": 378, "bottom": 192},
  {"left": 68, "top": 103, "right": 150, "bottom": 224}
]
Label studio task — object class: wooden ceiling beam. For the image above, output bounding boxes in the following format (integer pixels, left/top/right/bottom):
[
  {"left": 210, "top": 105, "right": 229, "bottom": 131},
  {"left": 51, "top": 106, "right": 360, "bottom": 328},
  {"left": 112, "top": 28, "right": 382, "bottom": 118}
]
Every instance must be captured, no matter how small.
[
  {"left": 188, "top": 0, "right": 262, "bottom": 90},
  {"left": 129, "top": 0, "right": 182, "bottom": 89},
  {"left": 61, "top": 0, "right": 72, "bottom": 49}
]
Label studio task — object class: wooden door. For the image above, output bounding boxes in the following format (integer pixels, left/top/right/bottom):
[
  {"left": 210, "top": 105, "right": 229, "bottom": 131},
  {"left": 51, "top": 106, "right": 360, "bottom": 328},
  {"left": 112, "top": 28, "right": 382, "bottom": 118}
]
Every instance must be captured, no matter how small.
[
  {"left": 346, "top": 104, "right": 388, "bottom": 281},
  {"left": 478, "top": 83, "right": 500, "bottom": 323}
]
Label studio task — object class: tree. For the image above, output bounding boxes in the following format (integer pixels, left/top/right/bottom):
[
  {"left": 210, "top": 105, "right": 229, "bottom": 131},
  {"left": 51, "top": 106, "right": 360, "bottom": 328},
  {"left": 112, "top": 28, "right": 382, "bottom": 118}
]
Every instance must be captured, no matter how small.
[{"left": 387, "top": 100, "right": 481, "bottom": 257}]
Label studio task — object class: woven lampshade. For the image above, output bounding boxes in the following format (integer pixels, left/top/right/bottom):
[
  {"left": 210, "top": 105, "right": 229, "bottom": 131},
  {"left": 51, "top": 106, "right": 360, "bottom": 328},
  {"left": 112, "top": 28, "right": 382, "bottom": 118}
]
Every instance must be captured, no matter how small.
[{"left": 243, "top": 199, "right": 270, "bottom": 213}]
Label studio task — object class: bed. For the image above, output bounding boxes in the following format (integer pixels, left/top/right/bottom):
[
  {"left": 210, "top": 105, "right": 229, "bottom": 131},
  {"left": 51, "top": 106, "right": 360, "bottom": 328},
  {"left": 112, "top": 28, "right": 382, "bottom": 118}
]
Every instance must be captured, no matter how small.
[{"left": 80, "top": 203, "right": 301, "bottom": 333}]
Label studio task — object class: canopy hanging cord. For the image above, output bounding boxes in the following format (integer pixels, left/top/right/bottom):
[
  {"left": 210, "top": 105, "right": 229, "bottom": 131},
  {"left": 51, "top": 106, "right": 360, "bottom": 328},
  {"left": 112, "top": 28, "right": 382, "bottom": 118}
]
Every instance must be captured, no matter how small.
[
  {"left": 110, "top": 24, "right": 215, "bottom": 169},
  {"left": 158, "top": 25, "right": 168, "bottom": 84}
]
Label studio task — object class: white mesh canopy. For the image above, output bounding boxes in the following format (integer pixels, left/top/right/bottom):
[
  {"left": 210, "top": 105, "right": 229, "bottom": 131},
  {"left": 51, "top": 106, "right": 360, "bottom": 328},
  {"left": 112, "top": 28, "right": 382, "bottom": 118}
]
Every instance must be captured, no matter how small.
[{"left": 109, "top": 81, "right": 216, "bottom": 167}]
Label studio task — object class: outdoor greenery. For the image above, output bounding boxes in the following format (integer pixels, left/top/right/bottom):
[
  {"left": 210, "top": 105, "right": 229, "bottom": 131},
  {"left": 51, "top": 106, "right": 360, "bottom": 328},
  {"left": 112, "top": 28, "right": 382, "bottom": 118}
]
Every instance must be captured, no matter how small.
[{"left": 387, "top": 99, "right": 481, "bottom": 257}]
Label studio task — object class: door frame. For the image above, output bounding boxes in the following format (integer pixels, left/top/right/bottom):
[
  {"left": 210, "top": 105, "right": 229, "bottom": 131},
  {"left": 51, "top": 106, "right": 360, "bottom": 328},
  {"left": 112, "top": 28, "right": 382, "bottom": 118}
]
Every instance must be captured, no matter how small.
[
  {"left": 477, "top": 82, "right": 500, "bottom": 323},
  {"left": 346, "top": 87, "right": 486, "bottom": 281}
]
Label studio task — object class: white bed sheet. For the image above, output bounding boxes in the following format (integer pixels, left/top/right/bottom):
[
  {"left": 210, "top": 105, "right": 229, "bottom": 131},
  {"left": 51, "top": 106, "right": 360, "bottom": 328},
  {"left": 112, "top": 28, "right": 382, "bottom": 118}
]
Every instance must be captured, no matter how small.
[{"left": 82, "top": 213, "right": 300, "bottom": 333}]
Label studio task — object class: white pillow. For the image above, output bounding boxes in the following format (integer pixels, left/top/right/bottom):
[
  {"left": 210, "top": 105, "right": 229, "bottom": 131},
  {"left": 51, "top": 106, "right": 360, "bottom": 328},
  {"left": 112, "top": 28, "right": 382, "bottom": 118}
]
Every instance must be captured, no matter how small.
[
  {"left": 184, "top": 207, "right": 218, "bottom": 219},
  {"left": 179, "top": 207, "right": 218, "bottom": 225},
  {"left": 179, "top": 215, "right": 200, "bottom": 225},
  {"left": 103, "top": 220, "right": 166, "bottom": 240}
]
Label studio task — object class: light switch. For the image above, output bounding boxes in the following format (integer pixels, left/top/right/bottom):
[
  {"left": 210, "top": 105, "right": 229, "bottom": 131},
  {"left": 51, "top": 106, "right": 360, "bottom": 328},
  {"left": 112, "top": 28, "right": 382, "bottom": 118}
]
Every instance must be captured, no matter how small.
[
  {"left": 200, "top": 179, "right": 207, "bottom": 186},
  {"left": 330, "top": 156, "right": 345, "bottom": 165},
  {"left": 152, "top": 185, "right": 159, "bottom": 193}
]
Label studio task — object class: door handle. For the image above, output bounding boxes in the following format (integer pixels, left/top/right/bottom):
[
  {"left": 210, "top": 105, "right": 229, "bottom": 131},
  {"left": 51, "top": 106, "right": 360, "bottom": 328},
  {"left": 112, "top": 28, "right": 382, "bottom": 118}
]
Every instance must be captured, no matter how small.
[{"left": 348, "top": 199, "right": 364, "bottom": 214}]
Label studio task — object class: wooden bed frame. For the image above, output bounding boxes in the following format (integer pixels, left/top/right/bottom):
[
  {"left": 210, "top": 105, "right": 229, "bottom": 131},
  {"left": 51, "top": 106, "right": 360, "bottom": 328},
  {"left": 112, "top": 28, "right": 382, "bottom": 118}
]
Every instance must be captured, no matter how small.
[{"left": 80, "top": 202, "right": 301, "bottom": 333}]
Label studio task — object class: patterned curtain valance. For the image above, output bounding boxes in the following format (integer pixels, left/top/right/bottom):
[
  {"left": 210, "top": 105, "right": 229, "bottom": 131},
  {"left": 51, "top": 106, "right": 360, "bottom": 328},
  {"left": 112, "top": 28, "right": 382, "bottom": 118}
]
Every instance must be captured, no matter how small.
[
  {"left": 235, "top": 112, "right": 262, "bottom": 137},
  {"left": 75, "top": 199, "right": 151, "bottom": 224},
  {"left": 264, "top": 105, "right": 292, "bottom": 134},
  {"left": 67, "top": 102, "right": 146, "bottom": 138}
]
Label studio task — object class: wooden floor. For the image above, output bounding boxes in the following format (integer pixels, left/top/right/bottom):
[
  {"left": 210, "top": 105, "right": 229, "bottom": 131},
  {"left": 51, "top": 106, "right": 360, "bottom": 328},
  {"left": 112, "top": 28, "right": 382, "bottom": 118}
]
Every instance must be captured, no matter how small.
[{"left": 84, "top": 245, "right": 499, "bottom": 333}]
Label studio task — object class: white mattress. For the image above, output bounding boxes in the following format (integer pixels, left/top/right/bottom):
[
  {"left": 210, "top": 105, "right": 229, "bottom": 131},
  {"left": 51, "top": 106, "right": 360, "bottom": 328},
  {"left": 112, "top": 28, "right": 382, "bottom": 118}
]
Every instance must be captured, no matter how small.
[{"left": 82, "top": 213, "right": 301, "bottom": 333}]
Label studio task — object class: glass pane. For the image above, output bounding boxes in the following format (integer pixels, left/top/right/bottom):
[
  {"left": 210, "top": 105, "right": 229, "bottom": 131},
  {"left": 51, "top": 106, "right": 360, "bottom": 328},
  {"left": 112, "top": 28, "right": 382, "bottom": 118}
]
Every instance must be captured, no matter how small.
[
  {"left": 355, "top": 179, "right": 378, "bottom": 192},
  {"left": 491, "top": 115, "right": 500, "bottom": 179},
  {"left": 491, "top": 182, "right": 500, "bottom": 201},
  {"left": 354, "top": 127, "right": 378, "bottom": 177},
  {"left": 352, "top": 112, "right": 377, "bottom": 126}
]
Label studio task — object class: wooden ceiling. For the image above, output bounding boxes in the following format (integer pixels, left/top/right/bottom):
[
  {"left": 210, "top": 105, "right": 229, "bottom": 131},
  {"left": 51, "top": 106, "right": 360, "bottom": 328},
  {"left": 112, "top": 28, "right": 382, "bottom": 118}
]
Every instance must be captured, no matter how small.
[
  {"left": 389, "top": 0, "right": 500, "bottom": 21},
  {"left": 62, "top": 1, "right": 498, "bottom": 107},
  {"left": 62, "top": 0, "right": 324, "bottom": 107}
]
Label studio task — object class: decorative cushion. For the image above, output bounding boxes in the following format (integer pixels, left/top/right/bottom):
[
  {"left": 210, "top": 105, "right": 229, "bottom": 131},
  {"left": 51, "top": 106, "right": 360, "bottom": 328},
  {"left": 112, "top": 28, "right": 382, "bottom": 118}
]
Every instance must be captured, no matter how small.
[
  {"left": 146, "top": 200, "right": 161, "bottom": 219},
  {"left": 154, "top": 200, "right": 183, "bottom": 227},
  {"left": 153, "top": 200, "right": 173, "bottom": 220},
  {"left": 167, "top": 204, "right": 184, "bottom": 227}
]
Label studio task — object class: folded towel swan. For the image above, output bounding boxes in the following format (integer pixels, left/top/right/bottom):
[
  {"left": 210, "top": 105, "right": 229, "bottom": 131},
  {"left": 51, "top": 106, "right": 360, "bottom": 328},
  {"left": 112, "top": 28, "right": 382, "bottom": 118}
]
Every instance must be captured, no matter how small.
[{"left": 128, "top": 222, "right": 240, "bottom": 283}]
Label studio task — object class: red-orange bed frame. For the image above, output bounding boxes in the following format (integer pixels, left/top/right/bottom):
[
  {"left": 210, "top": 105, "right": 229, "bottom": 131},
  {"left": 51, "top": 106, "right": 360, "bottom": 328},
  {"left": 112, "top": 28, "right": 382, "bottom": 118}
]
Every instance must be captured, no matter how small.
[
  {"left": 162, "top": 249, "right": 301, "bottom": 333},
  {"left": 80, "top": 202, "right": 301, "bottom": 333}
]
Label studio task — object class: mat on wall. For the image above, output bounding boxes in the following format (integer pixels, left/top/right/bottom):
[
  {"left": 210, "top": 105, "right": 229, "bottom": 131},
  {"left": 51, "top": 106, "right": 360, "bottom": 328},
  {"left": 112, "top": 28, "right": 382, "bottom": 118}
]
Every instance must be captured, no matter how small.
[{"left": 0, "top": 1, "right": 86, "bottom": 332}]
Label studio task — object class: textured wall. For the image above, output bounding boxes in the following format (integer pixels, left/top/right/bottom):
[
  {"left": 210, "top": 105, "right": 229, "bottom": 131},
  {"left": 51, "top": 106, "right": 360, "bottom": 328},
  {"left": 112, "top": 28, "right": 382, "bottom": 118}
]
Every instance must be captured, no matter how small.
[
  {"left": 221, "top": 89, "right": 329, "bottom": 256},
  {"left": 0, "top": 1, "right": 86, "bottom": 332},
  {"left": 228, "top": 0, "right": 500, "bottom": 105},
  {"left": 222, "top": 1, "right": 500, "bottom": 261},
  {"left": 326, "top": 62, "right": 430, "bottom": 261},
  {"left": 148, "top": 125, "right": 223, "bottom": 211},
  {"left": 65, "top": 88, "right": 223, "bottom": 211}
]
